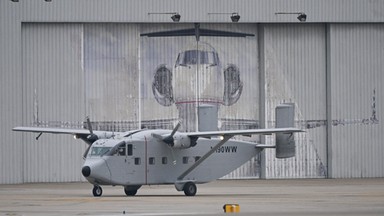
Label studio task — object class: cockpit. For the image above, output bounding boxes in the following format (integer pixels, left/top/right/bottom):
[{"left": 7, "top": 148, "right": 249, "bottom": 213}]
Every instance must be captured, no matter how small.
[
  {"left": 87, "top": 140, "right": 133, "bottom": 158},
  {"left": 175, "top": 42, "right": 220, "bottom": 67},
  {"left": 176, "top": 50, "right": 219, "bottom": 66},
  {"left": 89, "top": 147, "right": 112, "bottom": 156}
]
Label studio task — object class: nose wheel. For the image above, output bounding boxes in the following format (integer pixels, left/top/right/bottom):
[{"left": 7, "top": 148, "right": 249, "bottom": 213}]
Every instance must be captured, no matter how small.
[{"left": 92, "top": 185, "right": 103, "bottom": 197}]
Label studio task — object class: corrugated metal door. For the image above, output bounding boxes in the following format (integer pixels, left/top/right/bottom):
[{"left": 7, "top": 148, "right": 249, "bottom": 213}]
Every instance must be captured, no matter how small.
[
  {"left": 263, "top": 24, "right": 327, "bottom": 178},
  {"left": 329, "top": 24, "right": 384, "bottom": 178},
  {"left": 22, "top": 23, "right": 86, "bottom": 182}
]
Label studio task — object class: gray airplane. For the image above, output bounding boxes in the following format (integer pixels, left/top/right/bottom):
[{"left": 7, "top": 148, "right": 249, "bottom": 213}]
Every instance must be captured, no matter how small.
[{"left": 13, "top": 104, "right": 302, "bottom": 197}]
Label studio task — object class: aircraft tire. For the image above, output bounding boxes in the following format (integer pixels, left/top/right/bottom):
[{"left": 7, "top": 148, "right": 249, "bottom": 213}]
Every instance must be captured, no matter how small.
[
  {"left": 124, "top": 189, "right": 138, "bottom": 196},
  {"left": 183, "top": 182, "right": 197, "bottom": 196},
  {"left": 124, "top": 185, "right": 141, "bottom": 196},
  {"left": 92, "top": 185, "right": 102, "bottom": 197}
]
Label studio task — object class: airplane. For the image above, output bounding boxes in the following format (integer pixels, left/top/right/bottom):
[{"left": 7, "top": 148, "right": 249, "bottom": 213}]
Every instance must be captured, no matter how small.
[
  {"left": 143, "top": 23, "right": 255, "bottom": 131},
  {"left": 145, "top": 23, "right": 254, "bottom": 107},
  {"left": 13, "top": 103, "right": 302, "bottom": 197},
  {"left": 152, "top": 42, "right": 243, "bottom": 107}
]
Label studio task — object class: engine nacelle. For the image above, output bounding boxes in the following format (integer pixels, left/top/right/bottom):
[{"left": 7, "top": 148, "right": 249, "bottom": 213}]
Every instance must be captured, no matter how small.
[{"left": 171, "top": 133, "right": 197, "bottom": 149}]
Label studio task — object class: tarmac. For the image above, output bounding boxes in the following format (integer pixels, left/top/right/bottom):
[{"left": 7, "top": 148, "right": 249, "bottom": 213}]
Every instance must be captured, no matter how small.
[{"left": 0, "top": 178, "right": 384, "bottom": 216}]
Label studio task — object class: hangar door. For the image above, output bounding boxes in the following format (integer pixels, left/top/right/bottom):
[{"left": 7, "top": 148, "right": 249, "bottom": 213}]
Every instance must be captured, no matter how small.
[{"left": 263, "top": 24, "right": 327, "bottom": 178}]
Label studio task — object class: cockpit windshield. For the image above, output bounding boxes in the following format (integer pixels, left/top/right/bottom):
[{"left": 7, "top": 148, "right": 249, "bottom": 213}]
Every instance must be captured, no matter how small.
[
  {"left": 176, "top": 50, "right": 219, "bottom": 66},
  {"left": 90, "top": 147, "right": 112, "bottom": 157}
]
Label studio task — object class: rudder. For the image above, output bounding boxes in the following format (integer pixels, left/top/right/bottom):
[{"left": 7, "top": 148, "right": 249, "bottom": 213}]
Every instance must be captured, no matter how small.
[{"left": 275, "top": 103, "right": 296, "bottom": 158}]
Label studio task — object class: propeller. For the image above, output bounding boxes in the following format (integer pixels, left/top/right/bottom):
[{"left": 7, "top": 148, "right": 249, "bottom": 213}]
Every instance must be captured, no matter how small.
[
  {"left": 85, "top": 116, "right": 98, "bottom": 143},
  {"left": 82, "top": 116, "right": 98, "bottom": 159},
  {"left": 151, "top": 122, "right": 181, "bottom": 165},
  {"left": 161, "top": 122, "right": 181, "bottom": 146}
]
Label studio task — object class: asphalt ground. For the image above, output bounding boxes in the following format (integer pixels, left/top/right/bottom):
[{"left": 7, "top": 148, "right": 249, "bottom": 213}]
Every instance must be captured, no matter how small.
[{"left": 0, "top": 178, "right": 383, "bottom": 216}]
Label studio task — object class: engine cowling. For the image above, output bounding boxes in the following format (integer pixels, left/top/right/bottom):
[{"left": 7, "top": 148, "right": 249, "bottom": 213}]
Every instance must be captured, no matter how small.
[{"left": 170, "top": 133, "right": 197, "bottom": 149}]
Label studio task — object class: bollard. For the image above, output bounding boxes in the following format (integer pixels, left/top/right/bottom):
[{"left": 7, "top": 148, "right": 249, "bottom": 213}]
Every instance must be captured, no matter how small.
[{"left": 223, "top": 204, "right": 240, "bottom": 213}]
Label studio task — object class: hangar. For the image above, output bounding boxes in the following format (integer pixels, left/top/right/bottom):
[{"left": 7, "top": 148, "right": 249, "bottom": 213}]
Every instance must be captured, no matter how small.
[{"left": 1, "top": 0, "right": 383, "bottom": 184}]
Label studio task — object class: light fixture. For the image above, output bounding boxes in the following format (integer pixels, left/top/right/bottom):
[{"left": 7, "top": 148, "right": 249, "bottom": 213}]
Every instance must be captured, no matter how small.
[
  {"left": 297, "top": 13, "right": 307, "bottom": 22},
  {"left": 230, "top": 13, "right": 241, "bottom": 22},
  {"left": 148, "top": 12, "right": 181, "bottom": 22},
  {"left": 45, "top": 0, "right": 52, "bottom": 2},
  {"left": 171, "top": 13, "right": 181, "bottom": 22},
  {"left": 207, "top": 12, "right": 241, "bottom": 22},
  {"left": 275, "top": 12, "right": 307, "bottom": 22},
  {"left": 10, "top": 0, "right": 19, "bottom": 2}
]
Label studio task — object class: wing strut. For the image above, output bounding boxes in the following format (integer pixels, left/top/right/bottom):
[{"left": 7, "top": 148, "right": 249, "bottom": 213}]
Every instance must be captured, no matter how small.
[{"left": 177, "top": 135, "right": 233, "bottom": 181}]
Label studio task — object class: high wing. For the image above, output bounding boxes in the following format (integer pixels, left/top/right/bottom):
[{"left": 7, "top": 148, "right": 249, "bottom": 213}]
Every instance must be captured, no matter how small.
[
  {"left": 13, "top": 126, "right": 92, "bottom": 135},
  {"left": 12, "top": 126, "right": 119, "bottom": 145},
  {"left": 140, "top": 23, "right": 255, "bottom": 41},
  {"left": 186, "top": 127, "right": 303, "bottom": 139}
]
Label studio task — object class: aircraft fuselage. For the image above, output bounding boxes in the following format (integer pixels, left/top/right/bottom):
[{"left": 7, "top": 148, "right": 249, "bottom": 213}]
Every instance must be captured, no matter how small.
[{"left": 82, "top": 129, "right": 259, "bottom": 187}]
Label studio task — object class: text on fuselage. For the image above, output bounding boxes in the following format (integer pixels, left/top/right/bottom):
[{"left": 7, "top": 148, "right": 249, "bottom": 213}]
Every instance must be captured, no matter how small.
[{"left": 212, "top": 146, "right": 238, "bottom": 153}]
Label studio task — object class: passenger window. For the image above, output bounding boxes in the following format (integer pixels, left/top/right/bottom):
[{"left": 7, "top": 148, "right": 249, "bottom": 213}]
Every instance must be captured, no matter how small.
[
  {"left": 134, "top": 157, "right": 141, "bottom": 165},
  {"left": 149, "top": 157, "right": 155, "bottom": 165},
  {"left": 195, "top": 156, "right": 201, "bottom": 162},
  {"left": 183, "top": 157, "right": 189, "bottom": 164},
  {"left": 162, "top": 157, "right": 168, "bottom": 164},
  {"left": 127, "top": 144, "right": 133, "bottom": 156}
]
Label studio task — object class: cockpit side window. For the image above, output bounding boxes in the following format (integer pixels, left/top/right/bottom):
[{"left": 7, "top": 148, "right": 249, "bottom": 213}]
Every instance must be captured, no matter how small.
[{"left": 116, "top": 143, "right": 126, "bottom": 156}]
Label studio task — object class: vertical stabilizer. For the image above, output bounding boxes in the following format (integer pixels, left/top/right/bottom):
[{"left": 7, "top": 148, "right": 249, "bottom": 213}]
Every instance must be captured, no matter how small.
[{"left": 275, "top": 103, "right": 296, "bottom": 158}]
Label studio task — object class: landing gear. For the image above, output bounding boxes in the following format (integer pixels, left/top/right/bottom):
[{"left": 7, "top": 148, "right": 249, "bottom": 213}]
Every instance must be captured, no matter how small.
[
  {"left": 124, "top": 185, "right": 141, "bottom": 196},
  {"left": 92, "top": 185, "right": 102, "bottom": 197},
  {"left": 183, "top": 182, "right": 197, "bottom": 196}
]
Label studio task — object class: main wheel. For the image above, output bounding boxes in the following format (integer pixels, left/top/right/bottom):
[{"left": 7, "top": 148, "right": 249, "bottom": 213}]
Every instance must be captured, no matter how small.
[
  {"left": 124, "top": 185, "right": 141, "bottom": 196},
  {"left": 92, "top": 185, "right": 102, "bottom": 197},
  {"left": 124, "top": 188, "right": 138, "bottom": 196},
  {"left": 183, "top": 182, "right": 197, "bottom": 196}
]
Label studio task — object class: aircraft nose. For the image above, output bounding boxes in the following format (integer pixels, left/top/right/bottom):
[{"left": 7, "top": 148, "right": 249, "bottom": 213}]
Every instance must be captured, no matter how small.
[{"left": 82, "top": 166, "right": 91, "bottom": 177}]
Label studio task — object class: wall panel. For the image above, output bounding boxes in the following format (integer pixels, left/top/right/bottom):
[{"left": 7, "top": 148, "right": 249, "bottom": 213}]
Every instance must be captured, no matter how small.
[
  {"left": 22, "top": 23, "right": 86, "bottom": 182},
  {"left": 16, "top": 0, "right": 384, "bottom": 23},
  {"left": 329, "top": 24, "right": 384, "bottom": 178},
  {"left": 263, "top": 24, "right": 327, "bottom": 178},
  {"left": 0, "top": 1, "right": 23, "bottom": 184}
]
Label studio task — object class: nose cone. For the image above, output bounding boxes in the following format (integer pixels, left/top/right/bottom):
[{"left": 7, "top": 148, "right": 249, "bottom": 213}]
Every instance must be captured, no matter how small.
[
  {"left": 81, "top": 160, "right": 111, "bottom": 185},
  {"left": 82, "top": 166, "right": 91, "bottom": 177}
]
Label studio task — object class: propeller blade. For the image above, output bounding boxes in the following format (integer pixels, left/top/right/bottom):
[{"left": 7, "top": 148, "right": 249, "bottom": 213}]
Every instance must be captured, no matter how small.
[
  {"left": 152, "top": 122, "right": 181, "bottom": 146},
  {"left": 86, "top": 116, "right": 93, "bottom": 134},
  {"left": 83, "top": 144, "right": 91, "bottom": 159},
  {"left": 169, "top": 122, "right": 181, "bottom": 137},
  {"left": 84, "top": 116, "right": 98, "bottom": 145},
  {"left": 162, "top": 122, "right": 181, "bottom": 146}
]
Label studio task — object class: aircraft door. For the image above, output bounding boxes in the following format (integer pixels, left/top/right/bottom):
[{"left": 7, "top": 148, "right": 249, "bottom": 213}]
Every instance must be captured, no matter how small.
[{"left": 105, "top": 143, "right": 136, "bottom": 185}]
